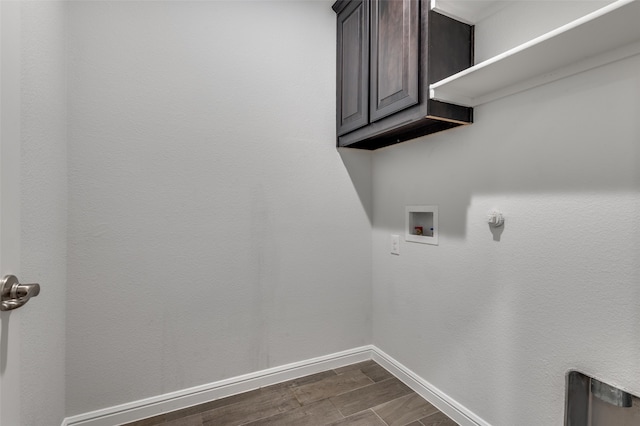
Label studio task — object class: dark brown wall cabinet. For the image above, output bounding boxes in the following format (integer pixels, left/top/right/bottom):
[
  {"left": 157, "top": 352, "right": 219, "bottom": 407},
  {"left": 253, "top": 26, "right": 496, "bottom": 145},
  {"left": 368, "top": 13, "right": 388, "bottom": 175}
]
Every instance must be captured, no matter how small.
[{"left": 333, "top": 0, "right": 474, "bottom": 150}]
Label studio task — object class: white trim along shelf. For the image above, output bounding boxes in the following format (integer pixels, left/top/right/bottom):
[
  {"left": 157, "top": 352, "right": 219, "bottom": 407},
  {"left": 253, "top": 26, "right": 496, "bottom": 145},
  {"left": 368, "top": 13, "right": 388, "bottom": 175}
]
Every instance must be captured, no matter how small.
[{"left": 430, "top": 0, "right": 640, "bottom": 107}]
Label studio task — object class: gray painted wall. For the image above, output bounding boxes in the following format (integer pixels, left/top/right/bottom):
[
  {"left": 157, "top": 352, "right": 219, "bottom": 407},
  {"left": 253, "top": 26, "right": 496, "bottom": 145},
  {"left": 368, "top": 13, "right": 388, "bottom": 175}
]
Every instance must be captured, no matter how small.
[
  {"left": 371, "top": 3, "right": 640, "bottom": 424},
  {"left": 17, "top": 1, "right": 640, "bottom": 424},
  {"left": 20, "top": 2, "right": 68, "bottom": 425},
  {"left": 65, "top": 0, "right": 372, "bottom": 416}
]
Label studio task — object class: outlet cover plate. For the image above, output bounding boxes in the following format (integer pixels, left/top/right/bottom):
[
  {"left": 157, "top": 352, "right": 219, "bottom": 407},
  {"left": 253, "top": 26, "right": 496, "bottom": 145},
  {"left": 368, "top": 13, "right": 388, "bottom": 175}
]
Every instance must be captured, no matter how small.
[{"left": 391, "top": 234, "right": 400, "bottom": 255}]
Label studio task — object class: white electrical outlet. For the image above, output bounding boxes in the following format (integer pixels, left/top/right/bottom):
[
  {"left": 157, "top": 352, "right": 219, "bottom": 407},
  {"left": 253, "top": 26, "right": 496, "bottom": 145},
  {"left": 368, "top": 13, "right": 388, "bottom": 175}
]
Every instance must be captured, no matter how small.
[{"left": 390, "top": 234, "right": 400, "bottom": 255}]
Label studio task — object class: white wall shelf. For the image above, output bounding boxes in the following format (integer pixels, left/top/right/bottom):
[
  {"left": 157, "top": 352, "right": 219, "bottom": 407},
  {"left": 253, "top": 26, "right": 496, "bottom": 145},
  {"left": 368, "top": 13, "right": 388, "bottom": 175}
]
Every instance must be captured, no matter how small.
[{"left": 429, "top": 0, "right": 640, "bottom": 107}]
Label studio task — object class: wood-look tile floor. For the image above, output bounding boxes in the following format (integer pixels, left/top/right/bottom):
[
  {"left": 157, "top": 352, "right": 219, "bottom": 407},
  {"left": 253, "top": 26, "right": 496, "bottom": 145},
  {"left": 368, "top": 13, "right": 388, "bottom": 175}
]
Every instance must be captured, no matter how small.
[{"left": 123, "top": 361, "right": 458, "bottom": 426}]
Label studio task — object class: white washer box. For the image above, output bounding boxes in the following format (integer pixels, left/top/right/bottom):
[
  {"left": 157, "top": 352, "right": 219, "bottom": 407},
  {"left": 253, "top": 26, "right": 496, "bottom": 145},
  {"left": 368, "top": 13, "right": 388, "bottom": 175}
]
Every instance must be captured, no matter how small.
[{"left": 405, "top": 206, "right": 438, "bottom": 246}]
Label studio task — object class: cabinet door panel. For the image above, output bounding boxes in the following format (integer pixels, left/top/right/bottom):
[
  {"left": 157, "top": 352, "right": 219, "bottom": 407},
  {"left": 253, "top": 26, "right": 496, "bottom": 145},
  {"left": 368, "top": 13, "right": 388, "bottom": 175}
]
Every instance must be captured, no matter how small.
[
  {"left": 337, "top": 0, "right": 369, "bottom": 136},
  {"left": 370, "top": 0, "right": 419, "bottom": 122}
]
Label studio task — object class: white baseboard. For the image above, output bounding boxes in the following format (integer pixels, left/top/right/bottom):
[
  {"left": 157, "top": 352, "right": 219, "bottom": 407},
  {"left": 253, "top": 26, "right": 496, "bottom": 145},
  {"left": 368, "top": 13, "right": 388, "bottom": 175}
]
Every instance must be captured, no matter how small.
[
  {"left": 63, "top": 346, "right": 372, "bottom": 426},
  {"left": 371, "top": 347, "right": 490, "bottom": 426},
  {"left": 63, "top": 345, "right": 489, "bottom": 426}
]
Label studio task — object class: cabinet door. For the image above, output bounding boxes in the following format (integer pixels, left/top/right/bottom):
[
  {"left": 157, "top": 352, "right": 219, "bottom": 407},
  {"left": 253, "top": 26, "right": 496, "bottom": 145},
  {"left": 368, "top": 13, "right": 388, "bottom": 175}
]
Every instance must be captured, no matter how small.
[
  {"left": 370, "top": 0, "right": 419, "bottom": 122},
  {"left": 337, "top": 0, "right": 369, "bottom": 136}
]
